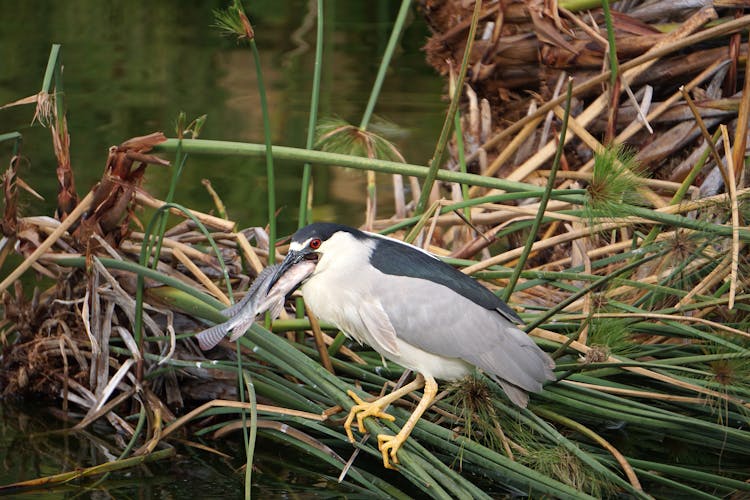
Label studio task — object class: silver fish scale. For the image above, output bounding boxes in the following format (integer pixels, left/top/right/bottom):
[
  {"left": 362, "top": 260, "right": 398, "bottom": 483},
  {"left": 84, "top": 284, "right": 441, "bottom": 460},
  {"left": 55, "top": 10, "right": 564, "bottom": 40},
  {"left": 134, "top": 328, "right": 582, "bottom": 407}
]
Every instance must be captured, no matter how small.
[{"left": 195, "top": 261, "right": 315, "bottom": 350}]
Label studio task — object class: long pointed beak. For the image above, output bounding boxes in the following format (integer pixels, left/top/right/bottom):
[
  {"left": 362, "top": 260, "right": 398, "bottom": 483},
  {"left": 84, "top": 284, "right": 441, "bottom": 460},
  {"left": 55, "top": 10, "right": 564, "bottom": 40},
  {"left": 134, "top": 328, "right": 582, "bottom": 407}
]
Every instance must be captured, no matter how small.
[{"left": 268, "top": 249, "right": 316, "bottom": 293}]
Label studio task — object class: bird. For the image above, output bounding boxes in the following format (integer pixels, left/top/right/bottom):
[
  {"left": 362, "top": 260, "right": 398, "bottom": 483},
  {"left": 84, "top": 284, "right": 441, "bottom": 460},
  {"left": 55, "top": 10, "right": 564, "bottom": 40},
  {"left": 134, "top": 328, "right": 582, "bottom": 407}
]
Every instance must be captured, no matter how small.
[{"left": 266, "top": 222, "right": 554, "bottom": 468}]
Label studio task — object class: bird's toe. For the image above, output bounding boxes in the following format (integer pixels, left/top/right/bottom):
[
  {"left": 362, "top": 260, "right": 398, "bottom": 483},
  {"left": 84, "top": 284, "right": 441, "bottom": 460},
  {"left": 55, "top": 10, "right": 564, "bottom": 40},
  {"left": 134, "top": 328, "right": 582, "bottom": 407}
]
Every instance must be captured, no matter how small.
[
  {"left": 344, "top": 389, "right": 396, "bottom": 439},
  {"left": 377, "top": 434, "right": 402, "bottom": 469},
  {"left": 346, "top": 389, "right": 367, "bottom": 406}
]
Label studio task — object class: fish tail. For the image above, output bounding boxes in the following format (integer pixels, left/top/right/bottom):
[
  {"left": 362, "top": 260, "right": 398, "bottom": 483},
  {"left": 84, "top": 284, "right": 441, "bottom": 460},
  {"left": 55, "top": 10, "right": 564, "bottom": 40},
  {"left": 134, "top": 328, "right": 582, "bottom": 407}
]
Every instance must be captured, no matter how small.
[
  {"left": 195, "top": 323, "right": 230, "bottom": 350},
  {"left": 228, "top": 317, "right": 256, "bottom": 342}
]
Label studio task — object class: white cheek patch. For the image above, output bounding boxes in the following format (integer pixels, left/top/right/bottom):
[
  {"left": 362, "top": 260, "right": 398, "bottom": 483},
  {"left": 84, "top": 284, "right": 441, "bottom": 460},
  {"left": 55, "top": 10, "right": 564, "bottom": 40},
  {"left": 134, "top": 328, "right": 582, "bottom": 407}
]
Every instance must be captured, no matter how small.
[{"left": 289, "top": 239, "right": 311, "bottom": 252}]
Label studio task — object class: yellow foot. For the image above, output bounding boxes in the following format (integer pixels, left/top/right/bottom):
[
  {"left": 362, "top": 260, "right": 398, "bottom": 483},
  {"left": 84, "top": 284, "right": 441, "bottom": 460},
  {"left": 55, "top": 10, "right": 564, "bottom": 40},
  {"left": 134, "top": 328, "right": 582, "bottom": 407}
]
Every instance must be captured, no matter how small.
[
  {"left": 377, "top": 432, "right": 407, "bottom": 469},
  {"left": 344, "top": 389, "right": 395, "bottom": 443}
]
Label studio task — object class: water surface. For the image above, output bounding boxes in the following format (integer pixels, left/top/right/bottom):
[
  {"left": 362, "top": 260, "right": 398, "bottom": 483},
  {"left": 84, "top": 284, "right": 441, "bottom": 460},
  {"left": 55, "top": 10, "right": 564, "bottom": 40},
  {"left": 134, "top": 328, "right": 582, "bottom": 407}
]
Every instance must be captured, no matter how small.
[
  {"left": 0, "top": 0, "right": 445, "bottom": 233},
  {"left": 0, "top": 0, "right": 445, "bottom": 495}
]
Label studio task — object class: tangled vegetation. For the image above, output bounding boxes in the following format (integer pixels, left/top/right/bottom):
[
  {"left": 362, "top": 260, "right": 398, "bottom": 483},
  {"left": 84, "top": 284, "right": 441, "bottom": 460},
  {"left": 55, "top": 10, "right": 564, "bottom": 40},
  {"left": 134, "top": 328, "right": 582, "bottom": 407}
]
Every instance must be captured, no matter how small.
[{"left": 1, "top": 1, "right": 749, "bottom": 498}]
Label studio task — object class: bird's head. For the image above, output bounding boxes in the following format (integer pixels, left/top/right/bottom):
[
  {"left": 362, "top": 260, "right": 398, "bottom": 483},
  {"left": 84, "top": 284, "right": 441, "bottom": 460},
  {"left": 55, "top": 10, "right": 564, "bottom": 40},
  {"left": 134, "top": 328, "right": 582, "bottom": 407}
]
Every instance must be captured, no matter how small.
[{"left": 271, "top": 222, "right": 365, "bottom": 289}]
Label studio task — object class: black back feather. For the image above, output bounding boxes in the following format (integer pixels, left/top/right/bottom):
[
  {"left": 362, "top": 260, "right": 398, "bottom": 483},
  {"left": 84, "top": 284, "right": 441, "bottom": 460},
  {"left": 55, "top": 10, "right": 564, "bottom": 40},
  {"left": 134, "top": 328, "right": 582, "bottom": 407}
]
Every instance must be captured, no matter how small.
[
  {"left": 369, "top": 235, "right": 522, "bottom": 324},
  {"left": 292, "top": 223, "right": 522, "bottom": 324}
]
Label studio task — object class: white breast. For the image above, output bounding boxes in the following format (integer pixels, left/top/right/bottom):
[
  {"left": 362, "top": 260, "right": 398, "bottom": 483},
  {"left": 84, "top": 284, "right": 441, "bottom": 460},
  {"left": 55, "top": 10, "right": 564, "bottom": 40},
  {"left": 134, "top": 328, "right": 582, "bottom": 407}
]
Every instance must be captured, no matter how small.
[
  {"left": 300, "top": 232, "right": 376, "bottom": 345},
  {"left": 300, "top": 231, "right": 472, "bottom": 380}
]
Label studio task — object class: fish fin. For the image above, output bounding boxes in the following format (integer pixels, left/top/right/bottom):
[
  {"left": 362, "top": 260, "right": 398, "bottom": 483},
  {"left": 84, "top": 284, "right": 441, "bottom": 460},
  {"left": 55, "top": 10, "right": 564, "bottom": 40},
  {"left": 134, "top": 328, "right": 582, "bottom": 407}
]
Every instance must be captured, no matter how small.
[
  {"left": 268, "top": 299, "right": 284, "bottom": 319},
  {"left": 257, "top": 295, "right": 285, "bottom": 320}
]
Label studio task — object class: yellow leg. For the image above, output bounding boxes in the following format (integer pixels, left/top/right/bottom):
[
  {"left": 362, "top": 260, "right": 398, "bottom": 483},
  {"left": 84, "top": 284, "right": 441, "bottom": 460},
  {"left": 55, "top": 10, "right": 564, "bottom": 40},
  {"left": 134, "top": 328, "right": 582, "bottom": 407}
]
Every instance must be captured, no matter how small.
[
  {"left": 377, "top": 374, "right": 437, "bottom": 469},
  {"left": 344, "top": 375, "right": 425, "bottom": 443}
]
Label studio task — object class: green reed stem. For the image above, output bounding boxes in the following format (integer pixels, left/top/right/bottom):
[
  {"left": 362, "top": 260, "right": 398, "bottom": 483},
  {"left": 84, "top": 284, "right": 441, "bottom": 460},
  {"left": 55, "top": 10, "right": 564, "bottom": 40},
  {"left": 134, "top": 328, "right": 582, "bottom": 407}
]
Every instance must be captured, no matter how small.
[
  {"left": 0, "top": 133, "right": 23, "bottom": 155},
  {"left": 298, "top": 1, "right": 324, "bottom": 228},
  {"left": 242, "top": 370, "right": 258, "bottom": 498},
  {"left": 503, "top": 79, "right": 572, "bottom": 301},
  {"left": 453, "top": 108, "right": 470, "bottom": 221},
  {"left": 295, "top": 0, "right": 324, "bottom": 340},
  {"left": 41, "top": 44, "right": 65, "bottom": 126},
  {"left": 249, "top": 38, "right": 276, "bottom": 263},
  {"left": 153, "top": 139, "right": 750, "bottom": 241},
  {"left": 130, "top": 200, "right": 233, "bottom": 370},
  {"left": 600, "top": 0, "right": 619, "bottom": 88},
  {"left": 359, "top": 0, "right": 411, "bottom": 130},
  {"left": 154, "top": 139, "right": 583, "bottom": 200},
  {"left": 151, "top": 115, "right": 189, "bottom": 267},
  {"left": 416, "top": 0, "right": 482, "bottom": 214}
]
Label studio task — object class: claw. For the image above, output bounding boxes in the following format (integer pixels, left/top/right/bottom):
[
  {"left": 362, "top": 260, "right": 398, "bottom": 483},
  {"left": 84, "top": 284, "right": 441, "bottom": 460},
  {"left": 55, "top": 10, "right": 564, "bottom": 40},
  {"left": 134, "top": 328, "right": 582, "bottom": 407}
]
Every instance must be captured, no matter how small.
[
  {"left": 377, "top": 433, "right": 405, "bottom": 469},
  {"left": 344, "top": 389, "right": 395, "bottom": 442},
  {"left": 342, "top": 375, "right": 436, "bottom": 470}
]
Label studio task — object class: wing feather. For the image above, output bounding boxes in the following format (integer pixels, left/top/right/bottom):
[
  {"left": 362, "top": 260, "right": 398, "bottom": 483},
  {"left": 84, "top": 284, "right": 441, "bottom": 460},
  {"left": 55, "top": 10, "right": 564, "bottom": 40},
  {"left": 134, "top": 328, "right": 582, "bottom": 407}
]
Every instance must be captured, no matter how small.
[
  {"left": 373, "top": 274, "right": 554, "bottom": 391},
  {"left": 357, "top": 299, "right": 400, "bottom": 357}
]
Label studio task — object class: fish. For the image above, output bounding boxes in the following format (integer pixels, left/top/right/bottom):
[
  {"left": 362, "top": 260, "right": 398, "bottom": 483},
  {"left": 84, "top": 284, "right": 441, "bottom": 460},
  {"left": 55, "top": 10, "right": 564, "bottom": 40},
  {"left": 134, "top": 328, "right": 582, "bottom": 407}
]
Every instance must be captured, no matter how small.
[{"left": 195, "top": 260, "right": 316, "bottom": 350}]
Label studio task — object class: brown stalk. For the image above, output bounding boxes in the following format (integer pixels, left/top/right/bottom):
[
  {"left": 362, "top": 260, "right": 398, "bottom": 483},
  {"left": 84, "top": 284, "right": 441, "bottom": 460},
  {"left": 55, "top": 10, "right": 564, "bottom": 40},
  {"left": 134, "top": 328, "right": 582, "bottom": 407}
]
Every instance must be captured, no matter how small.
[
  {"left": 150, "top": 399, "right": 325, "bottom": 447},
  {"left": 234, "top": 231, "right": 266, "bottom": 272},
  {"left": 135, "top": 190, "right": 235, "bottom": 233},
  {"left": 732, "top": 38, "right": 750, "bottom": 185},
  {"left": 565, "top": 381, "right": 705, "bottom": 404},
  {"left": 0, "top": 190, "right": 93, "bottom": 295},
  {"left": 604, "top": 74, "right": 621, "bottom": 146},
  {"left": 172, "top": 247, "right": 230, "bottom": 306},
  {"left": 463, "top": 220, "right": 624, "bottom": 274},
  {"left": 214, "top": 419, "right": 344, "bottom": 462},
  {"left": 720, "top": 125, "right": 741, "bottom": 310},
  {"left": 306, "top": 305, "right": 335, "bottom": 374},
  {"left": 469, "top": 6, "right": 726, "bottom": 163},
  {"left": 125, "top": 234, "right": 217, "bottom": 265},
  {"left": 487, "top": 201, "right": 575, "bottom": 221},
  {"left": 680, "top": 86, "right": 731, "bottom": 188},
  {"left": 467, "top": 114, "right": 544, "bottom": 197}
]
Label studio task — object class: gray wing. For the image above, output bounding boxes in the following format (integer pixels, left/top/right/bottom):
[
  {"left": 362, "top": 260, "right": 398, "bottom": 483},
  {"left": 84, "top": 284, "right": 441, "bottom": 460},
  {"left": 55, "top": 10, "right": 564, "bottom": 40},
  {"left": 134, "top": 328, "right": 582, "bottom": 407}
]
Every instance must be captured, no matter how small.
[
  {"left": 373, "top": 274, "right": 554, "bottom": 393},
  {"left": 357, "top": 298, "right": 400, "bottom": 357},
  {"left": 369, "top": 236, "right": 522, "bottom": 324}
]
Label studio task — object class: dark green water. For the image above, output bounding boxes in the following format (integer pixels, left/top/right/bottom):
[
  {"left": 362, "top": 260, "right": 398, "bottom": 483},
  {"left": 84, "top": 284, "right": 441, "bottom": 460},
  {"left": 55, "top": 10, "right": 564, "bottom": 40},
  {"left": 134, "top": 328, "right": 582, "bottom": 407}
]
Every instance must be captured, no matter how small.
[
  {"left": 1, "top": 0, "right": 445, "bottom": 496},
  {"left": 0, "top": 0, "right": 445, "bottom": 233},
  {"left": 0, "top": 403, "right": 393, "bottom": 498}
]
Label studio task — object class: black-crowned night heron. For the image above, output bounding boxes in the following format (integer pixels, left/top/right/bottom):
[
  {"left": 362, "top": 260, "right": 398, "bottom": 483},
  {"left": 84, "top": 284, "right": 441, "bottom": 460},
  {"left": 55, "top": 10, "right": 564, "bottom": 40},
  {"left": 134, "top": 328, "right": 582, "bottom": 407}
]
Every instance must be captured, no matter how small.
[{"left": 271, "top": 222, "right": 555, "bottom": 469}]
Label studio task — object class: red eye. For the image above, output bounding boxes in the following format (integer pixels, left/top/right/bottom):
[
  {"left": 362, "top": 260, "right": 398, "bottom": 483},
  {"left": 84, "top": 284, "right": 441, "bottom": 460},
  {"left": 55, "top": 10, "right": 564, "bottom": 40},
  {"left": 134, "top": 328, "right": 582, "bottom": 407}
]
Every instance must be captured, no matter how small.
[{"left": 309, "top": 238, "right": 322, "bottom": 250}]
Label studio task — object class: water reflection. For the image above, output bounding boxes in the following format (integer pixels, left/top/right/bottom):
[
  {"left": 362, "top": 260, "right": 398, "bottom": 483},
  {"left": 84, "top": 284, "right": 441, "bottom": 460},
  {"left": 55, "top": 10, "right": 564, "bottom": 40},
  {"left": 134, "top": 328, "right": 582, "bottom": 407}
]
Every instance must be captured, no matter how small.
[
  {"left": 0, "top": 0, "right": 445, "bottom": 493},
  {"left": 0, "top": 0, "right": 445, "bottom": 235},
  {"left": 0, "top": 403, "right": 376, "bottom": 498}
]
